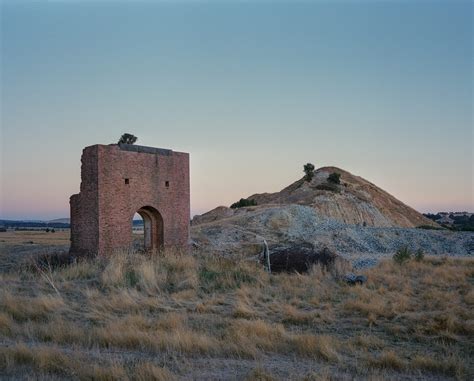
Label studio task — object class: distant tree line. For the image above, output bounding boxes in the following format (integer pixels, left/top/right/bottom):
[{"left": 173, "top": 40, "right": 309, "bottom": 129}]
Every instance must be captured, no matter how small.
[
  {"left": 423, "top": 213, "right": 474, "bottom": 232},
  {"left": 0, "top": 221, "right": 70, "bottom": 229}
]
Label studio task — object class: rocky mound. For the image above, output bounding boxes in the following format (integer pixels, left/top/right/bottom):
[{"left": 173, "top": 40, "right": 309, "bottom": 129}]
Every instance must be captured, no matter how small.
[
  {"left": 193, "top": 167, "right": 438, "bottom": 228},
  {"left": 191, "top": 204, "right": 474, "bottom": 268}
]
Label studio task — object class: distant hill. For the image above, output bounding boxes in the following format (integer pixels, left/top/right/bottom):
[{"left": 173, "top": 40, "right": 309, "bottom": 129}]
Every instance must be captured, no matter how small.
[
  {"left": 0, "top": 218, "right": 143, "bottom": 229},
  {"left": 193, "top": 167, "right": 438, "bottom": 228},
  {"left": 0, "top": 219, "right": 70, "bottom": 229},
  {"left": 47, "top": 218, "right": 70, "bottom": 224}
]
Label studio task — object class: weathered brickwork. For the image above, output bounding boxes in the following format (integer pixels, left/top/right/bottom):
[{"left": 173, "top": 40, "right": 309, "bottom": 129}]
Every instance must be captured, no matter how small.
[{"left": 70, "top": 144, "right": 190, "bottom": 256}]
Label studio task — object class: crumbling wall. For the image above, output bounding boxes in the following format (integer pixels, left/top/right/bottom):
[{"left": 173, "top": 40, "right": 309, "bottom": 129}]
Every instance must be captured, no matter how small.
[{"left": 70, "top": 144, "right": 190, "bottom": 256}]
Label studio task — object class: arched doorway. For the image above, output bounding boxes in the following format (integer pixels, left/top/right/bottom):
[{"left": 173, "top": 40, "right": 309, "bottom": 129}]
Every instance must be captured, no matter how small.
[{"left": 131, "top": 206, "right": 164, "bottom": 252}]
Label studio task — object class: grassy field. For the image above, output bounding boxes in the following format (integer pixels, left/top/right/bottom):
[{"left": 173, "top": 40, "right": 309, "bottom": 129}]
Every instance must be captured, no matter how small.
[
  {"left": 0, "top": 231, "right": 473, "bottom": 380},
  {"left": 0, "top": 230, "right": 70, "bottom": 246}
]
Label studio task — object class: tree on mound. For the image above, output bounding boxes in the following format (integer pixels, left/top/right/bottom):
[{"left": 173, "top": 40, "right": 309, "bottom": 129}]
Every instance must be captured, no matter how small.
[
  {"left": 328, "top": 172, "right": 341, "bottom": 184},
  {"left": 303, "top": 163, "right": 315, "bottom": 182},
  {"left": 118, "top": 133, "right": 138, "bottom": 145}
]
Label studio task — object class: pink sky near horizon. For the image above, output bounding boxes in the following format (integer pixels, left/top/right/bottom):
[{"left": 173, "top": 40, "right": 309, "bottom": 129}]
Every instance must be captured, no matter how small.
[{"left": 1, "top": 148, "right": 472, "bottom": 221}]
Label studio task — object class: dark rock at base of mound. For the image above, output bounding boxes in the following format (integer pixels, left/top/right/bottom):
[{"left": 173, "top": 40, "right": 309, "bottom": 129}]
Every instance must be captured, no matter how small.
[{"left": 265, "top": 243, "right": 338, "bottom": 273}]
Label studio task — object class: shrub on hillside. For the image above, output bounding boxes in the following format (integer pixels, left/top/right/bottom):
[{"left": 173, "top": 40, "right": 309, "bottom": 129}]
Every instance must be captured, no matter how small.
[
  {"left": 393, "top": 246, "right": 411, "bottom": 264},
  {"left": 230, "top": 198, "right": 257, "bottom": 209},
  {"left": 414, "top": 249, "right": 424, "bottom": 262},
  {"left": 416, "top": 225, "right": 443, "bottom": 230},
  {"left": 315, "top": 183, "right": 340, "bottom": 193},
  {"left": 327, "top": 172, "right": 341, "bottom": 184}
]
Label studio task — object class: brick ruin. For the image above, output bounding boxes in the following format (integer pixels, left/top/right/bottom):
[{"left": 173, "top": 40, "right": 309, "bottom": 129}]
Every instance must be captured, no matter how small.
[{"left": 70, "top": 144, "right": 190, "bottom": 256}]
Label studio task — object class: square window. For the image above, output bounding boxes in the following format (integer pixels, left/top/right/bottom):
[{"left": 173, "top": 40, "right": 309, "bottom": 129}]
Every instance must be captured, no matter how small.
[
  {"left": 125, "top": 178, "right": 129, "bottom": 185},
  {"left": 165, "top": 181, "right": 169, "bottom": 188}
]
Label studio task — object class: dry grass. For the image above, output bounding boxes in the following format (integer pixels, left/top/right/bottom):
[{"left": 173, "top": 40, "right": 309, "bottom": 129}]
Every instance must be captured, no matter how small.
[
  {"left": 133, "top": 361, "right": 176, "bottom": 381},
  {"left": 0, "top": 291, "right": 65, "bottom": 322},
  {"left": 0, "top": 230, "right": 70, "bottom": 245},
  {"left": 291, "top": 334, "right": 340, "bottom": 362},
  {"left": 244, "top": 367, "right": 278, "bottom": 381},
  {"left": 0, "top": 236, "right": 473, "bottom": 380},
  {"left": 0, "top": 342, "right": 174, "bottom": 380},
  {"left": 366, "top": 349, "right": 406, "bottom": 370}
]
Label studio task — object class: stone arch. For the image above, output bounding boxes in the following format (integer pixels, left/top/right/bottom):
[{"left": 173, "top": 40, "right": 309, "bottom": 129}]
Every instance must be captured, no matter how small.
[{"left": 133, "top": 206, "right": 164, "bottom": 251}]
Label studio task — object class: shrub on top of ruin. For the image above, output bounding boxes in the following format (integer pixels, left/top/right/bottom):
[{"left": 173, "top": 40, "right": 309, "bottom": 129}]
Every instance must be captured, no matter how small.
[
  {"left": 118, "top": 133, "right": 138, "bottom": 145},
  {"left": 230, "top": 198, "right": 257, "bottom": 209},
  {"left": 327, "top": 172, "right": 341, "bottom": 184},
  {"left": 393, "top": 246, "right": 411, "bottom": 264},
  {"left": 303, "top": 163, "right": 315, "bottom": 182}
]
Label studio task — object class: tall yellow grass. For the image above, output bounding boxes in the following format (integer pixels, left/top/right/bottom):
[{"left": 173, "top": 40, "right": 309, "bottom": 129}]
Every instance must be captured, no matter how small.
[{"left": 0, "top": 247, "right": 472, "bottom": 380}]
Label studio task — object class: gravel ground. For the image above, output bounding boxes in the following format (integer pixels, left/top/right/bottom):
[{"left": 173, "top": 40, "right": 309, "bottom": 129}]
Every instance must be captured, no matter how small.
[{"left": 192, "top": 205, "right": 474, "bottom": 268}]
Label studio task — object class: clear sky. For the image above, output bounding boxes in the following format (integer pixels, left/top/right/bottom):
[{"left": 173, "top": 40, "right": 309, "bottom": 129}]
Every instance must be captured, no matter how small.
[{"left": 1, "top": 0, "right": 472, "bottom": 220}]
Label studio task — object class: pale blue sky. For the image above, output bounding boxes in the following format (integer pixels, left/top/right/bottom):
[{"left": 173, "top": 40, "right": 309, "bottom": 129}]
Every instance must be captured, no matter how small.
[{"left": 1, "top": 0, "right": 472, "bottom": 220}]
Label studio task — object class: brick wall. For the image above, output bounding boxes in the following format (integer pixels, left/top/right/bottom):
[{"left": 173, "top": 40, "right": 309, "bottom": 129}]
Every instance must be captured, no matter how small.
[{"left": 70, "top": 144, "right": 190, "bottom": 256}]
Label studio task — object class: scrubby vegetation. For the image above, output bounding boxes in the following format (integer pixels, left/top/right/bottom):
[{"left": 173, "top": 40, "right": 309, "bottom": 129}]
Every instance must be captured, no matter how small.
[
  {"left": 0, "top": 239, "right": 472, "bottom": 380},
  {"left": 230, "top": 198, "right": 257, "bottom": 209},
  {"left": 118, "top": 133, "right": 138, "bottom": 145},
  {"left": 303, "top": 163, "right": 315, "bottom": 182},
  {"left": 393, "top": 246, "right": 412, "bottom": 264},
  {"left": 327, "top": 172, "right": 341, "bottom": 184},
  {"left": 315, "top": 183, "right": 340, "bottom": 193},
  {"left": 417, "top": 224, "right": 445, "bottom": 230},
  {"left": 393, "top": 246, "right": 425, "bottom": 264}
]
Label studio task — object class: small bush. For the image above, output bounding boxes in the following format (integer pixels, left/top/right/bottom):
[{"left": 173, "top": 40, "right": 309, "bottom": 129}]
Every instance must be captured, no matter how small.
[
  {"left": 327, "top": 173, "right": 341, "bottom": 184},
  {"left": 303, "top": 163, "right": 315, "bottom": 182},
  {"left": 230, "top": 198, "right": 257, "bottom": 209},
  {"left": 416, "top": 225, "right": 443, "bottom": 230},
  {"left": 393, "top": 246, "right": 411, "bottom": 264},
  {"left": 118, "top": 133, "right": 137, "bottom": 145},
  {"left": 315, "top": 183, "right": 340, "bottom": 193},
  {"left": 414, "top": 249, "right": 424, "bottom": 262}
]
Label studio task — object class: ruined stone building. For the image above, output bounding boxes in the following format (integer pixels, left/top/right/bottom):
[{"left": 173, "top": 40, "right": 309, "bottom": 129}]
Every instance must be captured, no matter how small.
[{"left": 70, "top": 144, "right": 190, "bottom": 256}]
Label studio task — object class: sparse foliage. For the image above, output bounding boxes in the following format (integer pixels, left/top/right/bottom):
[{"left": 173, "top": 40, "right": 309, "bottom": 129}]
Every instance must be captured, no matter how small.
[
  {"left": 303, "top": 163, "right": 315, "bottom": 182},
  {"left": 33, "top": 258, "right": 61, "bottom": 296},
  {"left": 328, "top": 172, "right": 341, "bottom": 184},
  {"left": 230, "top": 198, "right": 257, "bottom": 209},
  {"left": 118, "top": 133, "right": 138, "bottom": 145},
  {"left": 414, "top": 249, "right": 424, "bottom": 262},
  {"left": 316, "top": 183, "right": 340, "bottom": 193},
  {"left": 393, "top": 246, "right": 411, "bottom": 264}
]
